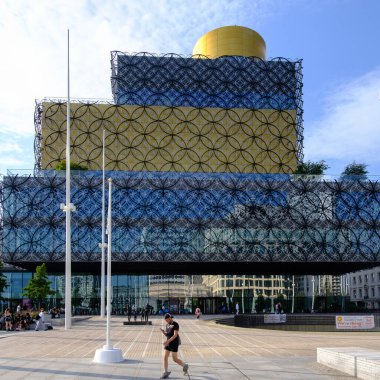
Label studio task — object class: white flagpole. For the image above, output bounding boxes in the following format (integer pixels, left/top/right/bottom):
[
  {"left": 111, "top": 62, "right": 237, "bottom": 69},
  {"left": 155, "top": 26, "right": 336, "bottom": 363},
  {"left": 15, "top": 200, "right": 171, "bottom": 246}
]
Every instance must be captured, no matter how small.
[
  {"left": 64, "top": 28, "right": 73, "bottom": 329},
  {"left": 93, "top": 178, "right": 123, "bottom": 363},
  {"left": 106, "top": 178, "right": 112, "bottom": 348},
  {"left": 100, "top": 128, "right": 106, "bottom": 318}
]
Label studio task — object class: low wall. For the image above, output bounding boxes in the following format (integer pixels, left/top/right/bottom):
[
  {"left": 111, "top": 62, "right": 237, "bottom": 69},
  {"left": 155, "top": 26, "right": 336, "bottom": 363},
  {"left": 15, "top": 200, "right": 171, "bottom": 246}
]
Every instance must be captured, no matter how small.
[
  {"left": 318, "top": 347, "right": 380, "bottom": 379},
  {"left": 234, "top": 313, "right": 380, "bottom": 332}
]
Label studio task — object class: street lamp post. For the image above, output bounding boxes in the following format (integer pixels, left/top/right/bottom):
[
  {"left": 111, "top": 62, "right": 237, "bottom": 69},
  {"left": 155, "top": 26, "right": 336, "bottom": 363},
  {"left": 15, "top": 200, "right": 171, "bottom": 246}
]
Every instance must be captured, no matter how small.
[{"left": 60, "top": 29, "right": 76, "bottom": 330}]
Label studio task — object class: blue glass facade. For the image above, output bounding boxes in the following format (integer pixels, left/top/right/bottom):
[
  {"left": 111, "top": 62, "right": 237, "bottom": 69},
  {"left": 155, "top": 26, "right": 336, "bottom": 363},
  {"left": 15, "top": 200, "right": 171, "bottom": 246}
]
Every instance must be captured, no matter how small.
[
  {"left": 2, "top": 172, "right": 380, "bottom": 269},
  {"left": 112, "top": 54, "right": 300, "bottom": 110}
]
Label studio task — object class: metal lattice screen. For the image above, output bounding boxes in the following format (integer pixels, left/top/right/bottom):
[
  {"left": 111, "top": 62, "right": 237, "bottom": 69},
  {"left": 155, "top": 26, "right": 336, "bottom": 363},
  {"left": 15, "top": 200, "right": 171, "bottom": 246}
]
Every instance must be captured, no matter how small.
[
  {"left": 2, "top": 173, "right": 379, "bottom": 267},
  {"left": 35, "top": 53, "right": 303, "bottom": 175}
]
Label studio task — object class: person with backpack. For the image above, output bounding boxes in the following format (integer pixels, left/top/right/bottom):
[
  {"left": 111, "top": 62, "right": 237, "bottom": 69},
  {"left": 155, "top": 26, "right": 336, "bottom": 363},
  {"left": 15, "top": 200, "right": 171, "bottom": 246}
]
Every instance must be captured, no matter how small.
[{"left": 159, "top": 313, "right": 189, "bottom": 379}]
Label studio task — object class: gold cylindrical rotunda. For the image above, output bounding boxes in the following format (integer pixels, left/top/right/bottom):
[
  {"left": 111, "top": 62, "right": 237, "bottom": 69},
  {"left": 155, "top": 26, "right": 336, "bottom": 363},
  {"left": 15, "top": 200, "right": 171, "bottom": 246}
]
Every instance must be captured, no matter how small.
[{"left": 192, "top": 25, "right": 266, "bottom": 59}]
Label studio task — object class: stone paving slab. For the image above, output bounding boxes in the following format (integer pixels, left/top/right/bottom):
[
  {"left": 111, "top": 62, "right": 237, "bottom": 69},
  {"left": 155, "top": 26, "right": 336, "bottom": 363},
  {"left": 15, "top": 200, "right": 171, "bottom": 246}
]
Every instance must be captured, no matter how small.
[
  {"left": 0, "top": 357, "right": 348, "bottom": 379},
  {"left": 0, "top": 315, "right": 378, "bottom": 379}
]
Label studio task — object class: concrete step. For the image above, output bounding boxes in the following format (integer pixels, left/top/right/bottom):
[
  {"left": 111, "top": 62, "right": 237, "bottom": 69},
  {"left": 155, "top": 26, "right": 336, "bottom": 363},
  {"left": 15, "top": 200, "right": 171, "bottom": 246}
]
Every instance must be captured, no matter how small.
[
  {"left": 317, "top": 347, "right": 380, "bottom": 379},
  {"left": 214, "top": 317, "right": 235, "bottom": 326}
]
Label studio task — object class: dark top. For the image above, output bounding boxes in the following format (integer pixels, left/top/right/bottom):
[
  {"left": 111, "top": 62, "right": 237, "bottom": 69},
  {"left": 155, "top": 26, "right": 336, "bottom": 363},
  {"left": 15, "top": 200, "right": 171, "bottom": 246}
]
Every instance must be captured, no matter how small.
[{"left": 166, "top": 320, "right": 179, "bottom": 343}]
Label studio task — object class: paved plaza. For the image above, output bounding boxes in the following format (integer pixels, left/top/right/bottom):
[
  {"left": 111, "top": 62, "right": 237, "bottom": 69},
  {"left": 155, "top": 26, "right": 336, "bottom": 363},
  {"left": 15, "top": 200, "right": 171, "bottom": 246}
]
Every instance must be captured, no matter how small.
[{"left": 0, "top": 315, "right": 379, "bottom": 379}]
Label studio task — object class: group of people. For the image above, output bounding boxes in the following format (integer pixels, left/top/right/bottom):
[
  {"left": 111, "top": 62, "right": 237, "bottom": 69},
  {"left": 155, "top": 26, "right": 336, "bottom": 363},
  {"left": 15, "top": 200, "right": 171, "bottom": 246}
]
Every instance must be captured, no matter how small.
[
  {"left": 125, "top": 304, "right": 152, "bottom": 322},
  {"left": 0, "top": 305, "right": 55, "bottom": 332},
  {"left": 49, "top": 307, "right": 62, "bottom": 319},
  {"left": 1, "top": 305, "right": 33, "bottom": 331}
]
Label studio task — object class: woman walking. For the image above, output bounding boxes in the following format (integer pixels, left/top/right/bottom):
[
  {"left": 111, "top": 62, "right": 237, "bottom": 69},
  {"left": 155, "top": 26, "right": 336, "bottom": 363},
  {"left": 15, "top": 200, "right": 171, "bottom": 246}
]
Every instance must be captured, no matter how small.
[{"left": 160, "top": 313, "right": 189, "bottom": 379}]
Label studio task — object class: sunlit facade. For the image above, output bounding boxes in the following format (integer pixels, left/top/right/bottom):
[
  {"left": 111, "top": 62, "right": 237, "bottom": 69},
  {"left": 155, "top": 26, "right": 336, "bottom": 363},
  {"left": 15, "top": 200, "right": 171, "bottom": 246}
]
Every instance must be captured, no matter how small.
[{"left": 1, "top": 26, "right": 377, "bottom": 315}]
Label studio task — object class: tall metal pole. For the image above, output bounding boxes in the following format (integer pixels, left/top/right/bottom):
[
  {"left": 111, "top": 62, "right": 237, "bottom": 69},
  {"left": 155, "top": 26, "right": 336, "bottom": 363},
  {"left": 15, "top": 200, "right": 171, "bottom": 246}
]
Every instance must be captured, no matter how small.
[
  {"left": 65, "top": 29, "right": 72, "bottom": 330},
  {"left": 100, "top": 128, "right": 106, "bottom": 318},
  {"left": 93, "top": 176, "right": 123, "bottom": 363},
  {"left": 106, "top": 178, "right": 113, "bottom": 349},
  {"left": 291, "top": 275, "right": 295, "bottom": 313}
]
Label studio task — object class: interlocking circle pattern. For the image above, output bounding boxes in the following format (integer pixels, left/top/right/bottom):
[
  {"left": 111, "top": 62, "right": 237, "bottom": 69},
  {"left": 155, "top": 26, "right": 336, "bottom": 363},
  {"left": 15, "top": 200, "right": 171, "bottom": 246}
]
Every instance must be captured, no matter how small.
[
  {"left": 1, "top": 173, "right": 379, "bottom": 266},
  {"left": 35, "top": 53, "right": 303, "bottom": 174}
]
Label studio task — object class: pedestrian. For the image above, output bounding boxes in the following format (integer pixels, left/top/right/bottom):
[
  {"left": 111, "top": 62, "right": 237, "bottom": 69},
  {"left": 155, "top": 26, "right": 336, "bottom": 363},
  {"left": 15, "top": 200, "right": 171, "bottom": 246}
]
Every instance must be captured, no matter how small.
[
  {"left": 195, "top": 306, "right": 201, "bottom": 319},
  {"left": 127, "top": 305, "right": 132, "bottom": 322},
  {"left": 159, "top": 313, "right": 189, "bottom": 379},
  {"left": 16, "top": 303, "right": 21, "bottom": 315},
  {"left": 235, "top": 302, "right": 239, "bottom": 315},
  {"left": 35, "top": 307, "right": 47, "bottom": 331},
  {"left": 4, "top": 308, "right": 12, "bottom": 331}
]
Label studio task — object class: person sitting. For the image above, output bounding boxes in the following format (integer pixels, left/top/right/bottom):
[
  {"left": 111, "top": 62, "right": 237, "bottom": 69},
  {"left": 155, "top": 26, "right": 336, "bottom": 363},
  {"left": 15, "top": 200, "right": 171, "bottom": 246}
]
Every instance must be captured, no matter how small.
[
  {"left": 51, "top": 307, "right": 61, "bottom": 318},
  {"left": 35, "top": 307, "right": 47, "bottom": 331},
  {"left": 25, "top": 312, "right": 33, "bottom": 326},
  {"left": 20, "top": 319, "right": 28, "bottom": 330}
]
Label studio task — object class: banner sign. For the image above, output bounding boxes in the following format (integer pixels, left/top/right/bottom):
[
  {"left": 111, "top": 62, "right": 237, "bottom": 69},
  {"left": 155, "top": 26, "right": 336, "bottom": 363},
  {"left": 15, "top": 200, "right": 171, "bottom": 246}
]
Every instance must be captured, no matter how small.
[
  {"left": 335, "top": 315, "right": 375, "bottom": 330},
  {"left": 264, "top": 314, "right": 287, "bottom": 323}
]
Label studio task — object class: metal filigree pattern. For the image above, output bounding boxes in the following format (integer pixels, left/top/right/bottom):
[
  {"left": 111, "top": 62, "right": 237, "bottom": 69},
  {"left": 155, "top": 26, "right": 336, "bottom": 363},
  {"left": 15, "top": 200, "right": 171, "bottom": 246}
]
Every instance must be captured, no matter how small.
[
  {"left": 35, "top": 53, "right": 303, "bottom": 175},
  {"left": 11, "top": 52, "right": 378, "bottom": 274},
  {"left": 2, "top": 173, "right": 379, "bottom": 271}
]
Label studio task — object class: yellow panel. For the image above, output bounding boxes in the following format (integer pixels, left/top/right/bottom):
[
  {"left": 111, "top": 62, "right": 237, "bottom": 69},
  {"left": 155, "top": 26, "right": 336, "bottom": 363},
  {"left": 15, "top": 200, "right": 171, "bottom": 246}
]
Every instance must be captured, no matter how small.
[{"left": 41, "top": 102, "right": 297, "bottom": 174}]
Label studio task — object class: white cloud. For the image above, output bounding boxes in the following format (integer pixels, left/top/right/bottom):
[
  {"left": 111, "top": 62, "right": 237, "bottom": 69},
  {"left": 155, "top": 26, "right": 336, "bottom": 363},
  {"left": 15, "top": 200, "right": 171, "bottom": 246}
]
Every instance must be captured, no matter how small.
[
  {"left": 304, "top": 67, "right": 380, "bottom": 174},
  {"left": 0, "top": 141, "right": 22, "bottom": 154},
  {"left": 0, "top": 0, "right": 273, "bottom": 173}
]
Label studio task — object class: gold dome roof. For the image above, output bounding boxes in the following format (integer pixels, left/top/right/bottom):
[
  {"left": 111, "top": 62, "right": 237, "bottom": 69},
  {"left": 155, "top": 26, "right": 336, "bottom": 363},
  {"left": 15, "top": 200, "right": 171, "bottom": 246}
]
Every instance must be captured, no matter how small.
[{"left": 193, "top": 26, "right": 266, "bottom": 59}]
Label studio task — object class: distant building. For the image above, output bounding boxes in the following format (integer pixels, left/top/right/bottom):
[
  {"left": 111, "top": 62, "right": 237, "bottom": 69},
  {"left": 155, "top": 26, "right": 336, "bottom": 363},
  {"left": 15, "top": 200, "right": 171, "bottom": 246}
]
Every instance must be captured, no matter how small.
[{"left": 349, "top": 267, "right": 380, "bottom": 309}]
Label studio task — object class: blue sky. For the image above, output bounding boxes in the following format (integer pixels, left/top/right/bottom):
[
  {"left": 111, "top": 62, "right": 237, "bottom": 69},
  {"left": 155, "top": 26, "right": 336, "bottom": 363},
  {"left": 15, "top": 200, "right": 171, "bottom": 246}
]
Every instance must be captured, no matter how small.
[{"left": 1, "top": 0, "right": 379, "bottom": 176}]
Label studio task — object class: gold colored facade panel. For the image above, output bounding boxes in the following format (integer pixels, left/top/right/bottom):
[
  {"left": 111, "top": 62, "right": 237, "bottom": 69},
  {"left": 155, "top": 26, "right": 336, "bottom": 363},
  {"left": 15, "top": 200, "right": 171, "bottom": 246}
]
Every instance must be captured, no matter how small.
[{"left": 41, "top": 102, "right": 297, "bottom": 174}]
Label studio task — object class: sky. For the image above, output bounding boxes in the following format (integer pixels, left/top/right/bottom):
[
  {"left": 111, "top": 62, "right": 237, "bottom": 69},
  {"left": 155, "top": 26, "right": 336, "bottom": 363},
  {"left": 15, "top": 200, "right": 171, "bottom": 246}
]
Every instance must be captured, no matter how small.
[{"left": 0, "top": 0, "right": 380, "bottom": 177}]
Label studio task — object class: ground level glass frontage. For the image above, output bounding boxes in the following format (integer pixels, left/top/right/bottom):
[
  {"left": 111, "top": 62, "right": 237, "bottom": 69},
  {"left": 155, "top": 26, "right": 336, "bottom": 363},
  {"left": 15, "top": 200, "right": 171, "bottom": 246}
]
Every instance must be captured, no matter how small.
[{"left": 1, "top": 269, "right": 360, "bottom": 315}]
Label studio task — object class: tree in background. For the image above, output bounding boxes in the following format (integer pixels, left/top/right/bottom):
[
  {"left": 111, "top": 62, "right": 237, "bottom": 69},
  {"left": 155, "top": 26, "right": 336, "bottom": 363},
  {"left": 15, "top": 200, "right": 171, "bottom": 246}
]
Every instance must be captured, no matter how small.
[
  {"left": 274, "top": 293, "right": 285, "bottom": 306},
  {"left": 295, "top": 160, "right": 329, "bottom": 175},
  {"left": 0, "top": 261, "right": 8, "bottom": 300},
  {"left": 55, "top": 160, "right": 88, "bottom": 171},
  {"left": 255, "top": 294, "right": 265, "bottom": 313},
  {"left": 341, "top": 161, "right": 368, "bottom": 180},
  {"left": 23, "top": 263, "right": 55, "bottom": 307},
  {"left": 264, "top": 297, "right": 272, "bottom": 312}
]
